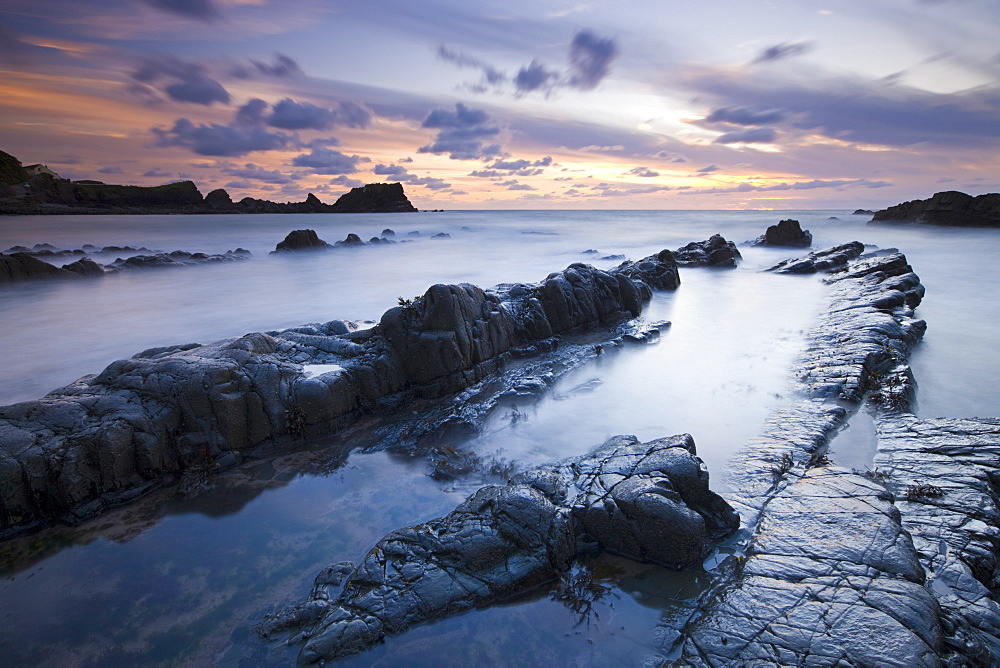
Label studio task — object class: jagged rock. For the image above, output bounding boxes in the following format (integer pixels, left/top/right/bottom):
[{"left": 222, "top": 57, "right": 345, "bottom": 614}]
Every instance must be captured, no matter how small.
[
  {"left": 272, "top": 229, "right": 333, "bottom": 252},
  {"left": 674, "top": 234, "right": 742, "bottom": 267},
  {"left": 613, "top": 249, "right": 680, "bottom": 290},
  {"left": 431, "top": 232, "right": 450, "bottom": 239},
  {"left": 61, "top": 258, "right": 104, "bottom": 277},
  {"left": 0, "top": 251, "right": 680, "bottom": 537},
  {"left": 853, "top": 209, "right": 874, "bottom": 215},
  {"left": 331, "top": 182, "right": 417, "bottom": 213},
  {"left": 381, "top": 228, "right": 396, "bottom": 237},
  {"left": 871, "top": 191, "right": 1000, "bottom": 227},
  {"left": 0, "top": 150, "right": 28, "bottom": 185},
  {"left": 261, "top": 434, "right": 738, "bottom": 662},
  {"left": 752, "top": 219, "right": 812, "bottom": 247},
  {"left": 766, "top": 240, "right": 865, "bottom": 274},
  {"left": 0, "top": 252, "right": 78, "bottom": 283},
  {"left": 75, "top": 180, "right": 204, "bottom": 209}
]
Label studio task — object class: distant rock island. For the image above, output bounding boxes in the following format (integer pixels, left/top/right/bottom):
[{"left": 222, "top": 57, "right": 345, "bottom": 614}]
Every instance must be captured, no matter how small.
[
  {"left": 871, "top": 190, "right": 1000, "bottom": 227},
  {"left": 0, "top": 149, "right": 417, "bottom": 215}
]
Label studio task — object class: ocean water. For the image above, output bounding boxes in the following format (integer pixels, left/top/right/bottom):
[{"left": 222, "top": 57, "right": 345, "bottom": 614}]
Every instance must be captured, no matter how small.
[{"left": 0, "top": 210, "right": 997, "bottom": 664}]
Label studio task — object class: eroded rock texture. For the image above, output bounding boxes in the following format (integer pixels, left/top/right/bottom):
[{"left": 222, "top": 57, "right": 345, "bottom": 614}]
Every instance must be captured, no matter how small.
[
  {"left": 0, "top": 252, "right": 679, "bottom": 537},
  {"left": 673, "top": 234, "right": 742, "bottom": 268},
  {"left": 258, "top": 434, "right": 738, "bottom": 663},
  {"left": 677, "top": 246, "right": 949, "bottom": 665}
]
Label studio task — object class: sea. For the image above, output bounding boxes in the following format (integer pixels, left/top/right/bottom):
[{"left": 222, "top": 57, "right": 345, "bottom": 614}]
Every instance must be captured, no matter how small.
[{"left": 0, "top": 210, "right": 997, "bottom": 665}]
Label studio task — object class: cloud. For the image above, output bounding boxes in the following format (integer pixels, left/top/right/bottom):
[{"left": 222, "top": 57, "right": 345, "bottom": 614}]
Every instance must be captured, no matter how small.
[
  {"left": 235, "top": 98, "right": 268, "bottom": 125},
  {"left": 684, "top": 68, "right": 1000, "bottom": 147},
  {"left": 438, "top": 29, "right": 618, "bottom": 96},
  {"left": 329, "top": 175, "right": 364, "bottom": 188},
  {"left": 374, "top": 163, "right": 451, "bottom": 189},
  {"left": 436, "top": 45, "right": 507, "bottom": 90},
  {"left": 132, "top": 55, "right": 229, "bottom": 106},
  {"left": 578, "top": 144, "right": 624, "bottom": 152},
  {"left": 705, "top": 106, "right": 786, "bottom": 125},
  {"left": 292, "top": 148, "right": 369, "bottom": 174},
  {"left": 515, "top": 60, "right": 559, "bottom": 93},
  {"left": 143, "top": 167, "right": 172, "bottom": 177},
  {"left": 488, "top": 156, "right": 552, "bottom": 170},
  {"left": 627, "top": 166, "right": 659, "bottom": 178},
  {"left": 243, "top": 53, "right": 302, "bottom": 78},
  {"left": 267, "top": 98, "right": 372, "bottom": 130},
  {"left": 588, "top": 184, "right": 672, "bottom": 197},
  {"left": 697, "top": 164, "right": 721, "bottom": 173},
  {"left": 713, "top": 127, "right": 778, "bottom": 144},
  {"left": 224, "top": 180, "right": 252, "bottom": 189},
  {"left": 153, "top": 118, "right": 292, "bottom": 156},
  {"left": 567, "top": 30, "right": 619, "bottom": 90},
  {"left": 468, "top": 169, "right": 503, "bottom": 178},
  {"left": 752, "top": 41, "right": 813, "bottom": 64},
  {"left": 142, "top": 0, "right": 219, "bottom": 20},
  {"left": 223, "top": 163, "right": 293, "bottom": 184},
  {"left": 682, "top": 178, "right": 891, "bottom": 195},
  {"left": 98, "top": 166, "right": 124, "bottom": 174},
  {"left": 499, "top": 180, "right": 536, "bottom": 191},
  {"left": 418, "top": 102, "right": 501, "bottom": 160}
]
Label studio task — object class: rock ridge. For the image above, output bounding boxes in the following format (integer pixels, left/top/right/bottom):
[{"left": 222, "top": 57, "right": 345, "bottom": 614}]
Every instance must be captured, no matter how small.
[
  {"left": 871, "top": 190, "right": 1000, "bottom": 227},
  {"left": 0, "top": 250, "right": 680, "bottom": 537}
]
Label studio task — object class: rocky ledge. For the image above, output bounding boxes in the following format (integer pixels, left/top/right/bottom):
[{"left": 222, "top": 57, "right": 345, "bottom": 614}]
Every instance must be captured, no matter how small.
[
  {"left": 871, "top": 190, "right": 1000, "bottom": 227},
  {"left": 0, "top": 249, "right": 681, "bottom": 537},
  {"left": 673, "top": 244, "right": 997, "bottom": 665},
  {"left": 257, "top": 433, "right": 739, "bottom": 663}
]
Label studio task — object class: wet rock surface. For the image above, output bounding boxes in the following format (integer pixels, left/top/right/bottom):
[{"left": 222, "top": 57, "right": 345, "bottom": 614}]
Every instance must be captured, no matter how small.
[
  {"left": 0, "top": 251, "right": 680, "bottom": 537},
  {"left": 673, "top": 234, "right": 742, "bottom": 268},
  {"left": 258, "top": 434, "right": 738, "bottom": 663},
  {"left": 272, "top": 229, "right": 333, "bottom": 252},
  {"left": 673, "top": 245, "right": 981, "bottom": 665}
]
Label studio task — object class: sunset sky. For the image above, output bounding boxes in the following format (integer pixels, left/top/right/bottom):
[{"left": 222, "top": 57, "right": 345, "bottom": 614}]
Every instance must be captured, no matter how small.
[{"left": 1, "top": 0, "right": 997, "bottom": 209}]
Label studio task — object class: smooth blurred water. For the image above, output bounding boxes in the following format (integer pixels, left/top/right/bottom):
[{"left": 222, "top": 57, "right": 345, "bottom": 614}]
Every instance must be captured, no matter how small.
[{"left": 0, "top": 210, "right": 997, "bottom": 665}]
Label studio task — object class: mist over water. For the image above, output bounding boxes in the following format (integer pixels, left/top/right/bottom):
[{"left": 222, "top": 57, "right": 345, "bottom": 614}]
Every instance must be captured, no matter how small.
[{"left": 1, "top": 210, "right": 998, "bottom": 664}]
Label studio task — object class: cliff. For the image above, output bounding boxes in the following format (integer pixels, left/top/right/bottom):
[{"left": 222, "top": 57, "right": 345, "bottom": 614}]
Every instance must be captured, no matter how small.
[
  {"left": 871, "top": 190, "right": 1000, "bottom": 227},
  {"left": 0, "top": 149, "right": 418, "bottom": 215},
  {"left": 331, "top": 182, "right": 417, "bottom": 213}
]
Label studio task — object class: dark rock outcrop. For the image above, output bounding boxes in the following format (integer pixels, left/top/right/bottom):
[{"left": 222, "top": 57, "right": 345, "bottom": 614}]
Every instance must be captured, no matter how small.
[
  {"left": 104, "top": 250, "right": 250, "bottom": 271},
  {"left": 204, "top": 188, "right": 234, "bottom": 210},
  {"left": 752, "top": 218, "right": 812, "bottom": 247},
  {"left": 766, "top": 240, "right": 865, "bottom": 274},
  {"left": 61, "top": 258, "right": 104, "bottom": 277},
  {"left": 333, "top": 233, "right": 364, "bottom": 247},
  {"left": 0, "top": 251, "right": 679, "bottom": 537},
  {"left": 74, "top": 181, "right": 204, "bottom": 209},
  {"left": 0, "top": 150, "right": 28, "bottom": 185},
  {"left": 272, "top": 229, "right": 333, "bottom": 252},
  {"left": 0, "top": 252, "right": 79, "bottom": 283},
  {"left": 673, "top": 234, "right": 742, "bottom": 267},
  {"left": 259, "top": 434, "right": 738, "bottom": 663},
  {"left": 853, "top": 209, "right": 874, "bottom": 215},
  {"left": 330, "top": 182, "right": 417, "bottom": 213},
  {"left": 871, "top": 191, "right": 1000, "bottom": 227}
]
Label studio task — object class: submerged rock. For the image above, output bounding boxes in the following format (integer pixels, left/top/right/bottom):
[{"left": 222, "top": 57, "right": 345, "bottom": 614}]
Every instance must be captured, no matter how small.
[
  {"left": 0, "top": 251, "right": 680, "bottom": 537},
  {"left": 0, "top": 252, "right": 79, "bottom": 283},
  {"left": 752, "top": 218, "right": 812, "bottom": 247},
  {"left": 260, "top": 434, "right": 738, "bottom": 662},
  {"left": 272, "top": 229, "right": 333, "bottom": 252}
]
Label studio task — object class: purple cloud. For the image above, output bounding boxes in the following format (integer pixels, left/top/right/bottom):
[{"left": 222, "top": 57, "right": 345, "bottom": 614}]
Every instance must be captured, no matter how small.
[
  {"left": 697, "top": 164, "right": 721, "bottom": 173},
  {"left": 153, "top": 118, "right": 292, "bottom": 156},
  {"left": 329, "top": 175, "right": 365, "bottom": 188},
  {"left": 132, "top": 56, "right": 229, "bottom": 106},
  {"left": 142, "top": 0, "right": 219, "bottom": 20},
  {"left": 683, "top": 178, "right": 891, "bottom": 195},
  {"left": 292, "top": 148, "right": 369, "bottom": 174},
  {"left": 374, "top": 163, "right": 451, "bottom": 189},
  {"left": 223, "top": 163, "right": 293, "bottom": 184},
  {"left": 627, "top": 166, "right": 660, "bottom": 178},
  {"left": 567, "top": 30, "right": 619, "bottom": 90},
  {"left": 418, "top": 103, "right": 501, "bottom": 160},
  {"left": 713, "top": 127, "right": 777, "bottom": 144},
  {"left": 752, "top": 41, "right": 813, "bottom": 64},
  {"left": 705, "top": 106, "right": 786, "bottom": 125},
  {"left": 515, "top": 60, "right": 559, "bottom": 93},
  {"left": 267, "top": 98, "right": 372, "bottom": 130}
]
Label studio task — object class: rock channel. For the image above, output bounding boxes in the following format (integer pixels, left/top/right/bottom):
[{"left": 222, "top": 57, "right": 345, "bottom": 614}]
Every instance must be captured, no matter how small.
[
  {"left": 673, "top": 244, "right": 999, "bottom": 665},
  {"left": 0, "top": 249, "right": 681, "bottom": 537}
]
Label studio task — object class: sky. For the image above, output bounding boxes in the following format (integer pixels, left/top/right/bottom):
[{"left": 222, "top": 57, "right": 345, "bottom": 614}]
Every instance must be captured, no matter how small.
[{"left": 1, "top": 0, "right": 998, "bottom": 210}]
